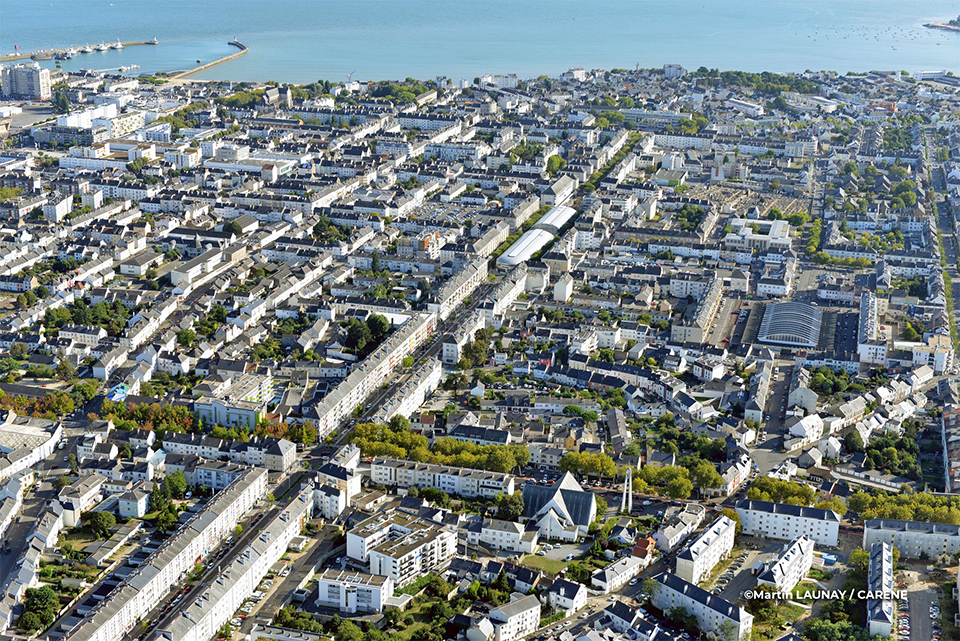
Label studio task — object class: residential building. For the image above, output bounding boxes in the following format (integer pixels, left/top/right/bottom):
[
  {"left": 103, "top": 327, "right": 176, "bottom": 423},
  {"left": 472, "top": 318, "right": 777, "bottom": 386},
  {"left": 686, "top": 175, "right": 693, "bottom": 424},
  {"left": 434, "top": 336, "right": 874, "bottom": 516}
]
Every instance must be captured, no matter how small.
[
  {"left": 315, "top": 569, "right": 393, "bottom": 614},
  {"left": 735, "top": 499, "right": 840, "bottom": 547},
  {"left": 674, "top": 515, "right": 736, "bottom": 585},
  {"left": 756, "top": 536, "right": 815, "bottom": 593},
  {"left": 650, "top": 572, "right": 753, "bottom": 641}
]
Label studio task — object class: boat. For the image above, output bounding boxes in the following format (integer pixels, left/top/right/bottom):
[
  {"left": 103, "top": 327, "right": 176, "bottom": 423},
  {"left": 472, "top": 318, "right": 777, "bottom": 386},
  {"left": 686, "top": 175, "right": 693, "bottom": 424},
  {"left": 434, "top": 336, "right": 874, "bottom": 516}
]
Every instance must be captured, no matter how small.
[
  {"left": 197, "top": 59, "right": 202, "bottom": 64},
  {"left": 96, "top": 42, "right": 109, "bottom": 51},
  {"left": 112, "top": 39, "right": 123, "bottom": 50},
  {"left": 81, "top": 44, "right": 93, "bottom": 53},
  {"left": 151, "top": 37, "right": 158, "bottom": 44}
]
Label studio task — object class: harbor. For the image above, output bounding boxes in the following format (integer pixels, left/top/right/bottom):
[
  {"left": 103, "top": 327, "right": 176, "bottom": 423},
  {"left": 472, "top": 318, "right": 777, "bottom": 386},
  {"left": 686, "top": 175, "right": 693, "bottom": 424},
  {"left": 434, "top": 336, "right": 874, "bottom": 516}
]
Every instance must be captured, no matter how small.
[{"left": 0, "top": 38, "right": 158, "bottom": 63}]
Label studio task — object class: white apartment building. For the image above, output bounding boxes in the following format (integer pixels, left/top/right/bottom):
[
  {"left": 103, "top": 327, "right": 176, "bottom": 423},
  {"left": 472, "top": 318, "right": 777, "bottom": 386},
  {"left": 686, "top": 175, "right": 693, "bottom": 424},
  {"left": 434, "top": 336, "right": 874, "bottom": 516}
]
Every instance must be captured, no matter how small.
[
  {"left": 312, "top": 312, "right": 436, "bottom": 437},
  {"left": 155, "top": 487, "right": 312, "bottom": 641},
  {"left": 651, "top": 573, "right": 753, "bottom": 641},
  {"left": 735, "top": 499, "right": 840, "bottom": 547},
  {"left": 467, "top": 518, "right": 538, "bottom": 554},
  {"left": 0, "top": 62, "right": 51, "bottom": 100},
  {"left": 347, "top": 509, "right": 457, "bottom": 588},
  {"left": 591, "top": 556, "right": 643, "bottom": 593},
  {"left": 63, "top": 468, "right": 268, "bottom": 641},
  {"left": 489, "top": 594, "right": 541, "bottom": 641},
  {"left": 756, "top": 536, "right": 814, "bottom": 593},
  {"left": 674, "top": 515, "right": 736, "bottom": 585},
  {"left": 866, "top": 541, "right": 895, "bottom": 638},
  {"left": 427, "top": 257, "right": 488, "bottom": 321},
  {"left": 369, "top": 357, "right": 443, "bottom": 425},
  {"left": 315, "top": 569, "right": 393, "bottom": 614},
  {"left": 863, "top": 518, "right": 960, "bottom": 559},
  {"left": 370, "top": 457, "right": 515, "bottom": 498}
]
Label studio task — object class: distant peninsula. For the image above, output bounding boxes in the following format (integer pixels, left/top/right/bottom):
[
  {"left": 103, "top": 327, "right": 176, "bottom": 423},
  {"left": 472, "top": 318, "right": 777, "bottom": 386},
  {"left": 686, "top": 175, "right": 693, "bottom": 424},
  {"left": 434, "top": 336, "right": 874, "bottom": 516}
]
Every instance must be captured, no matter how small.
[{"left": 924, "top": 16, "right": 960, "bottom": 33}]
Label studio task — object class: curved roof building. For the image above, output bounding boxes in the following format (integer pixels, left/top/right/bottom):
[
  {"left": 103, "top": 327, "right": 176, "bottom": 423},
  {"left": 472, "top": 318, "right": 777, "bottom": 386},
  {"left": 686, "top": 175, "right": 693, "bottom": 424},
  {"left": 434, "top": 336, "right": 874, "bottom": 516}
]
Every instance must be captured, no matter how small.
[
  {"left": 758, "top": 301, "right": 823, "bottom": 348},
  {"left": 496, "top": 228, "right": 555, "bottom": 267},
  {"left": 533, "top": 205, "right": 577, "bottom": 235}
]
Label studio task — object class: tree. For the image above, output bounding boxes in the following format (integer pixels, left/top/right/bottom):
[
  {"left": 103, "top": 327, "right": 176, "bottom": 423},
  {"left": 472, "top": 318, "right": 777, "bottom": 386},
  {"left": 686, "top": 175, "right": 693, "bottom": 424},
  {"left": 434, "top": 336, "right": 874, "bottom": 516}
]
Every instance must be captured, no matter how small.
[
  {"left": 222, "top": 220, "right": 243, "bottom": 237},
  {"left": 664, "top": 477, "right": 693, "bottom": 499},
  {"left": 176, "top": 329, "right": 197, "bottom": 348},
  {"left": 642, "top": 578, "right": 660, "bottom": 602},
  {"left": 149, "top": 483, "right": 169, "bottom": 513},
  {"left": 24, "top": 586, "right": 59, "bottom": 627},
  {"left": 10, "top": 342, "right": 28, "bottom": 360},
  {"left": 55, "top": 359, "right": 77, "bottom": 381},
  {"left": 53, "top": 475, "right": 73, "bottom": 491},
  {"left": 496, "top": 492, "right": 524, "bottom": 521},
  {"left": 54, "top": 91, "right": 70, "bottom": 114},
  {"left": 68, "top": 453, "right": 78, "bottom": 473},
  {"left": 689, "top": 460, "right": 723, "bottom": 488},
  {"left": 721, "top": 508, "right": 742, "bottom": 537},
  {"left": 844, "top": 430, "right": 864, "bottom": 453},
  {"left": 234, "top": 524, "right": 243, "bottom": 537},
  {"left": 402, "top": 356, "right": 415, "bottom": 368},
  {"left": 335, "top": 620, "right": 363, "bottom": 641},
  {"left": 367, "top": 313, "right": 390, "bottom": 340},
  {"left": 156, "top": 508, "right": 177, "bottom": 532},
  {"left": 18, "top": 611, "right": 41, "bottom": 632},
  {"left": 87, "top": 511, "right": 116, "bottom": 539},
  {"left": 848, "top": 547, "right": 870, "bottom": 573},
  {"left": 164, "top": 470, "right": 187, "bottom": 499}
]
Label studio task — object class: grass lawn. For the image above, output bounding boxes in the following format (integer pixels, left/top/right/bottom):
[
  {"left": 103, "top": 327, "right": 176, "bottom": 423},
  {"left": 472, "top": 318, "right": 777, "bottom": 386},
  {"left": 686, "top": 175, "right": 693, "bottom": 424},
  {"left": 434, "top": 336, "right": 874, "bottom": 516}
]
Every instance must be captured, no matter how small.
[
  {"left": 791, "top": 582, "right": 821, "bottom": 604},
  {"left": 750, "top": 602, "right": 807, "bottom": 641},
  {"left": 521, "top": 555, "right": 569, "bottom": 575},
  {"left": 60, "top": 526, "right": 97, "bottom": 551}
]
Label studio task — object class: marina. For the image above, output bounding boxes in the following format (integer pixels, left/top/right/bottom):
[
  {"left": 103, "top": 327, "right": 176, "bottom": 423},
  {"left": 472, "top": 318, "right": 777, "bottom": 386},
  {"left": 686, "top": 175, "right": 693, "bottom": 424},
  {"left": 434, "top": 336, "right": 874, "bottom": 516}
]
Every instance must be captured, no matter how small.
[{"left": 0, "top": 38, "right": 157, "bottom": 64}]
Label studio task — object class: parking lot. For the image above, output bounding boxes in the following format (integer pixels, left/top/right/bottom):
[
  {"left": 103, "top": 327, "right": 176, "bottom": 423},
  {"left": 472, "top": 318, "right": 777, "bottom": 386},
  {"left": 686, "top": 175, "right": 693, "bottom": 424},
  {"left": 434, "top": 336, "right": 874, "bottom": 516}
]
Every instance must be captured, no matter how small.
[{"left": 907, "top": 584, "right": 941, "bottom": 641}]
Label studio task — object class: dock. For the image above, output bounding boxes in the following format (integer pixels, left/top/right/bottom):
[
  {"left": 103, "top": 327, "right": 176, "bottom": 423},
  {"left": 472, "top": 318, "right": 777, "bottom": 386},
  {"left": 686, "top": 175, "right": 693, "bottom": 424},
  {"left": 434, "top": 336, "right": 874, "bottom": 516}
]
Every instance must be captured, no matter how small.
[
  {"left": 168, "top": 41, "right": 248, "bottom": 80},
  {"left": 0, "top": 39, "right": 158, "bottom": 64}
]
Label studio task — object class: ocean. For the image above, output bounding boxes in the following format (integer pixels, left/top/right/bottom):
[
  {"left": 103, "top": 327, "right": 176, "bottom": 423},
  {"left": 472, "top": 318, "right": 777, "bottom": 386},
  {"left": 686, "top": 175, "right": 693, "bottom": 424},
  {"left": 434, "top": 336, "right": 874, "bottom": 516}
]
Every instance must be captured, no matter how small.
[{"left": 2, "top": 0, "right": 959, "bottom": 82}]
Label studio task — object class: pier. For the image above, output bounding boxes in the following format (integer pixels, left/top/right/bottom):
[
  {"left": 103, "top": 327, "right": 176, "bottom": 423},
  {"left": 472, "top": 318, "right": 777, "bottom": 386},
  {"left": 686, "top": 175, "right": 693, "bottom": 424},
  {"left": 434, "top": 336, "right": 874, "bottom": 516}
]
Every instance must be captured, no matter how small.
[
  {"left": 0, "top": 39, "right": 158, "bottom": 63},
  {"left": 168, "top": 40, "right": 248, "bottom": 80}
]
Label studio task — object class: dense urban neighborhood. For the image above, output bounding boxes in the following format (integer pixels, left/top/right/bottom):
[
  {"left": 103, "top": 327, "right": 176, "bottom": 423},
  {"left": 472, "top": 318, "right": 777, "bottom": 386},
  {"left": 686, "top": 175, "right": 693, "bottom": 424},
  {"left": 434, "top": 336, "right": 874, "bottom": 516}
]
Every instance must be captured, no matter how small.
[{"left": 0, "top": 59, "right": 960, "bottom": 641}]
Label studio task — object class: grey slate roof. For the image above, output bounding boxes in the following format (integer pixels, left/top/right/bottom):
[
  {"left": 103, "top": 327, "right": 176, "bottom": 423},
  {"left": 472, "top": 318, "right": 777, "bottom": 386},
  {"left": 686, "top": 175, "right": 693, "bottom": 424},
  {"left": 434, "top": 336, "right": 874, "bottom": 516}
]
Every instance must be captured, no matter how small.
[{"left": 736, "top": 499, "right": 840, "bottom": 522}]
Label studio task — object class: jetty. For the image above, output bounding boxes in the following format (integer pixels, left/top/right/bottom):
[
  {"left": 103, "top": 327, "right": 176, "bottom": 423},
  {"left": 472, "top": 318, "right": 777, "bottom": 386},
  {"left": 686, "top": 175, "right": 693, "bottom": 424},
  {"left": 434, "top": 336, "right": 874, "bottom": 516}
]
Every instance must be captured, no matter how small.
[
  {"left": 0, "top": 38, "right": 158, "bottom": 63},
  {"left": 168, "top": 40, "right": 247, "bottom": 80}
]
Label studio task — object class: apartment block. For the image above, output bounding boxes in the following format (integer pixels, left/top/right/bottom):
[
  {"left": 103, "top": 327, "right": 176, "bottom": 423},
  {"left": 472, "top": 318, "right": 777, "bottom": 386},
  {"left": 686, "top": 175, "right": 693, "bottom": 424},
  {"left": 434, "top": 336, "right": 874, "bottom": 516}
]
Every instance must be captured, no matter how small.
[
  {"left": 756, "top": 536, "right": 814, "bottom": 593},
  {"left": 675, "top": 515, "right": 736, "bottom": 585},
  {"left": 866, "top": 541, "right": 894, "bottom": 639},
  {"left": 489, "top": 594, "right": 541, "bottom": 641},
  {"left": 650, "top": 572, "right": 753, "bottom": 641},
  {"left": 370, "top": 457, "right": 515, "bottom": 498},
  {"left": 311, "top": 312, "right": 436, "bottom": 437},
  {"left": 315, "top": 569, "right": 393, "bottom": 614},
  {"left": 466, "top": 518, "right": 538, "bottom": 554},
  {"left": 63, "top": 468, "right": 268, "bottom": 641},
  {"left": 155, "top": 487, "right": 312, "bottom": 641},
  {"left": 863, "top": 518, "right": 960, "bottom": 559},
  {"left": 346, "top": 509, "right": 456, "bottom": 587},
  {"left": 735, "top": 499, "right": 840, "bottom": 547}
]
